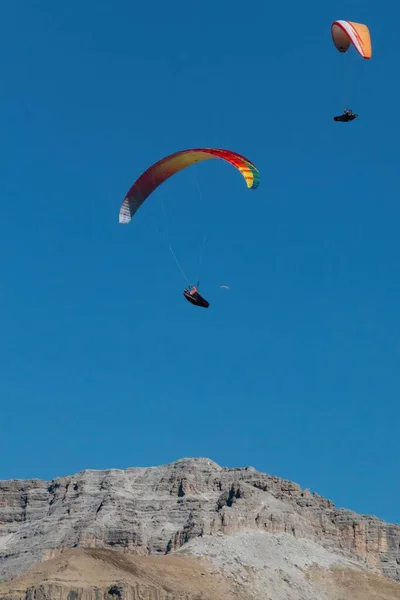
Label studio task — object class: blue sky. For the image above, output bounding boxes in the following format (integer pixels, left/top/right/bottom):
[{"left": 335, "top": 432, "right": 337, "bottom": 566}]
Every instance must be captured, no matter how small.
[{"left": 1, "top": 1, "right": 399, "bottom": 524}]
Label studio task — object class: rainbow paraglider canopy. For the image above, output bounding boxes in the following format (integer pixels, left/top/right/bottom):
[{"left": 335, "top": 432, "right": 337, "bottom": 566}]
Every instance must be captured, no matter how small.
[{"left": 119, "top": 148, "right": 260, "bottom": 224}]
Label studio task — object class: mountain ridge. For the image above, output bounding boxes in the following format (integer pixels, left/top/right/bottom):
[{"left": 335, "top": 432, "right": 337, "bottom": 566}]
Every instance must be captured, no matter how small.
[{"left": 0, "top": 457, "right": 399, "bottom": 600}]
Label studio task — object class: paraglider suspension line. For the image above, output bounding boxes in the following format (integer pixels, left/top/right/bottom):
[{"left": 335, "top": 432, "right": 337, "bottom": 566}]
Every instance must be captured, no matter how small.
[
  {"left": 192, "top": 168, "right": 209, "bottom": 282},
  {"left": 155, "top": 171, "right": 205, "bottom": 288},
  {"left": 168, "top": 244, "right": 191, "bottom": 286}
]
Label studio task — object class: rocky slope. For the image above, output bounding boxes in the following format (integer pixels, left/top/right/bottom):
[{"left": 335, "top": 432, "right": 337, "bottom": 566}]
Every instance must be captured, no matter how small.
[
  {"left": 0, "top": 457, "right": 399, "bottom": 600},
  {"left": 1, "top": 544, "right": 400, "bottom": 600}
]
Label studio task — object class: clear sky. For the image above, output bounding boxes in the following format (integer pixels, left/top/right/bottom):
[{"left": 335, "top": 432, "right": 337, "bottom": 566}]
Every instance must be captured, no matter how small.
[{"left": 1, "top": 1, "right": 399, "bottom": 524}]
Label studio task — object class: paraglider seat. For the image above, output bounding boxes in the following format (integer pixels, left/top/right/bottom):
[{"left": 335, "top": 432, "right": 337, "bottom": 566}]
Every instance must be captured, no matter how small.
[
  {"left": 333, "top": 109, "right": 358, "bottom": 122},
  {"left": 183, "top": 286, "right": 210, "bottom": 308}
]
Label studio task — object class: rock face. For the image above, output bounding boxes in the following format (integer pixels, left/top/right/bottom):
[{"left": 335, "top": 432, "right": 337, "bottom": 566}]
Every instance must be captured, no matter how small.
[{"left": 0, "top": 457, "right": 399, "bottom": 599}]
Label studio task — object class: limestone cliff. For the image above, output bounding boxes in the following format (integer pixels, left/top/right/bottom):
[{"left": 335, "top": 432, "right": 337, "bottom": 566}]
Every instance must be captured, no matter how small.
[{"left": 0, "top": 458, "right": 399, "bottom": 600}]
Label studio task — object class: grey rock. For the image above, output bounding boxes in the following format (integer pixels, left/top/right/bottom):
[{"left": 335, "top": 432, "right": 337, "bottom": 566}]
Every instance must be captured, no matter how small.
[{"left": 0, "top": 457, "right": 399, "bottom": 586}]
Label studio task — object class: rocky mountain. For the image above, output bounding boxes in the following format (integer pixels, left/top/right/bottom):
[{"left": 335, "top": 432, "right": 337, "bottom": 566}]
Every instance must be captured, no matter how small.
[{"left": 0, "top": 457, "right": 399, "bottom": 600}]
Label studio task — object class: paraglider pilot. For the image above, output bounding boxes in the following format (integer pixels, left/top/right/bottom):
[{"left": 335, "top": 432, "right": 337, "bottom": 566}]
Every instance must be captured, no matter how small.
[
  {"left": 333, "top": 108, "right": 358, "bottom": 122},
  {"left": 183, "top": 284, "right": 210, "bottom": 308}
]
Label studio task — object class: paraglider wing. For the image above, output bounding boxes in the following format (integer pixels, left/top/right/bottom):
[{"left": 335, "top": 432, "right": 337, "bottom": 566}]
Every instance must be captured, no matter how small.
[
  {"left": 119, "top": 148, "right": 260, "bottom": 224},
  {"left": 331, "top": 21, "right": 372, "bottom": 59}
]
